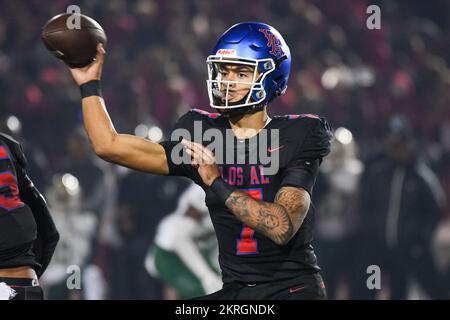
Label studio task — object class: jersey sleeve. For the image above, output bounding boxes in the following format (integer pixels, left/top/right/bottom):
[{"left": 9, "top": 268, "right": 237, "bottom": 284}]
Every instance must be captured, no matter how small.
[
  {"left": 159, "top": 111, "right": 201, "bottom": 181},
  {"left": 280, "top": 117, "right": 332, "bottom": 195}
]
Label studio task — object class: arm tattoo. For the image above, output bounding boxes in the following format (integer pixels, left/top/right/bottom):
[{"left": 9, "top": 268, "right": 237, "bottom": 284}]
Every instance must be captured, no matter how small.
[
  {"left": 275, "top": 187, "right": 310, "bottom": 229},
  {"left": 224, "top": 187, "right": 310, "bottom": 245}
]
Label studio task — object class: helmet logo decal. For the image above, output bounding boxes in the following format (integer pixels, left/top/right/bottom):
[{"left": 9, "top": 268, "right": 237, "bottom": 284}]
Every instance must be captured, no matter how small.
[
  {"left": 258, "top": 29, "right": 284, "bottom": 58},
  {"left": 216, "top": 49, "right": 237, "bottom": 56}
]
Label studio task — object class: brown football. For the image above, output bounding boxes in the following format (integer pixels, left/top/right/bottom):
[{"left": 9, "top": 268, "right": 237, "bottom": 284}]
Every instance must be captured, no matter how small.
[{"left": 41, "top": 13, "right": 107, "bottom": 68}]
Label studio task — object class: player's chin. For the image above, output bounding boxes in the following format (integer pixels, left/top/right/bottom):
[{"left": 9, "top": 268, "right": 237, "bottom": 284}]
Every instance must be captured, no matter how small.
[{"left": 219, "top": 97, "right": 242, "bottom": 107}]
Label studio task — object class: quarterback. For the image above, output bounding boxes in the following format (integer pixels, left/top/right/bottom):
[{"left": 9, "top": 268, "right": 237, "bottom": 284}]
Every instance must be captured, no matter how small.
[{"left": 68, "top": 22, "right": 332, "bottom": 299}]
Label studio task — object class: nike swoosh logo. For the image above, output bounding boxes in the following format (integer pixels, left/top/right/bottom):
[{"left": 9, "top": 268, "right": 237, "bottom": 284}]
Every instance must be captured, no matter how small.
[
  {"left": 267, "top": 145, "right": 285, "bottom": 153},
  {"left": 289, "top": 286, "right": 306, "bottom": 294}
]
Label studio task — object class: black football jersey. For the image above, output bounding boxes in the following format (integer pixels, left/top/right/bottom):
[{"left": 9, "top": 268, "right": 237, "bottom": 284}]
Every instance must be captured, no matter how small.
[
  {"left": 0, "top": 133, "right": 39, "bottom": 269},
  {"left": 161, "top": 109, "right": 332, "bottom": 284}
]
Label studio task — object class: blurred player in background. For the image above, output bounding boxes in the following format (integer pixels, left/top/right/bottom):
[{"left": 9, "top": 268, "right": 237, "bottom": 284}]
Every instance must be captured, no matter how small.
[
  {"left": 114, "top": 170, "right": 188, "bottom": 299},
  {"left": 67, "top": 22, "right": 331, "bottom": 299},
  {"left": 0, "top": 133, "right": 59, "bottom": 300},
  {"left": 145, "top": 183, "right": 221, "bottom": 299}
]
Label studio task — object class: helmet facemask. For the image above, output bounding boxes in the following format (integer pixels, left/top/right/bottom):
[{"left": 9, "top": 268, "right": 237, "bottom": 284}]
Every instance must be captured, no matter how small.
[{"left": 206, "top": 56, "right": 276, "bottom": 109}]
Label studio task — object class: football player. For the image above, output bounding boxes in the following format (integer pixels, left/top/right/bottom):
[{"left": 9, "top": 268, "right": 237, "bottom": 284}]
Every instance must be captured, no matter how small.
[
  {"left": 0, "top": 133, "right": 59, "bottom": 300},
  {"left": 68, "top": 22, "right": 332, "bottom": 299}
]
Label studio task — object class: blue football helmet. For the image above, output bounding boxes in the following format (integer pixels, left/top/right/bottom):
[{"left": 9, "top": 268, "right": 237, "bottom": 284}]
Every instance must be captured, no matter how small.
[{"left": 207, "top": 22, "right": 291, "bottom": 110}]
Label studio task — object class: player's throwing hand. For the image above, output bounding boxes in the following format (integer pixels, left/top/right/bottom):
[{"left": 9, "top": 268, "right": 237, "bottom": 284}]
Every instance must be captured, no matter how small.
[{"left": 69, "top": 43, "right": 106, "bottom": 86}]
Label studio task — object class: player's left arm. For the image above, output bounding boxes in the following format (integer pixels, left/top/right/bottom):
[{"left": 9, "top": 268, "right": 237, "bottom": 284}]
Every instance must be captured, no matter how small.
[{"left": 224, "top": 186, "right": 309, "bottom": 245}]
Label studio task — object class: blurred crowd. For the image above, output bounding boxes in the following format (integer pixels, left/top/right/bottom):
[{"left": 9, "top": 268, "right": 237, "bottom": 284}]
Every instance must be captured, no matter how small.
[{"left": 0, "top": 0, "right": 449, "bottom": 299}]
